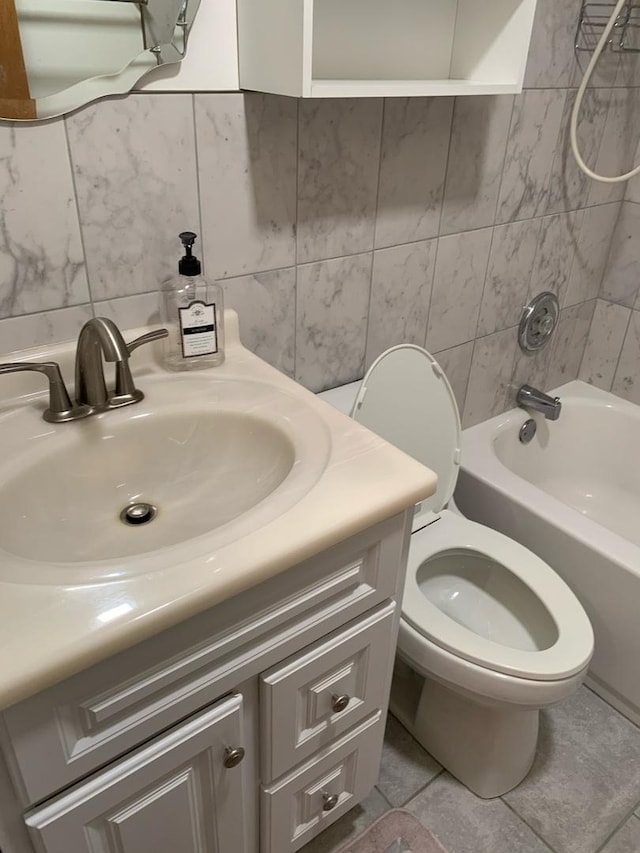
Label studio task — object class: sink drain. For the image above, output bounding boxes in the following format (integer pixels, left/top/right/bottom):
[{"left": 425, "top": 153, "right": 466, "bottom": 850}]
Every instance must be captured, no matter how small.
[{"left": 120, "top": 502, "right": 157, "bottom": 526}]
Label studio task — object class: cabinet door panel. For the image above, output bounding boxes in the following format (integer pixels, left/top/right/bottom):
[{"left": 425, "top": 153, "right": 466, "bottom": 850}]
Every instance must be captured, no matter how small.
[{"left": 25, "top": 695, "right": 247, "bottom": 853}]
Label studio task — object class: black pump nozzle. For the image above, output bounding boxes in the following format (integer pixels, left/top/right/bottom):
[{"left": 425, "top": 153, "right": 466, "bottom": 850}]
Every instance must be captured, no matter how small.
[{"left": 178, "top": 231, "right": 201, "bottom": 276}]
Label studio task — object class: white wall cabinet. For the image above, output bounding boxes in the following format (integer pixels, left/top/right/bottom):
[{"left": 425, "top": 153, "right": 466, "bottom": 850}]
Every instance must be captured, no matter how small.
[
  {"left": 135, "top": 0, "right": 239, "bottom": 92},
  {"left": 0, "top": 510, "right": 412, "bottom": 853},
  {"left": 237, "top": 0, "right": 538, "bottom": 97}
]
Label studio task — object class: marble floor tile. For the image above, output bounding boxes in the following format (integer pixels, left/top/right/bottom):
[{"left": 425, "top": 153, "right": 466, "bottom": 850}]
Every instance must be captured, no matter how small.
[
  {"left": 406, "top": 773, "right": 552, "bottom": 853},
  {"left": 504, "top": 686, "right": 640, "bottom": 853},
  {"left": 599, "top": 816, "right": 640, "bottom": 853},
  {"left": 376, "top": 715, "right": 442, "bottom": 808},
  {"left": 300, "top": 788, "right": 390, "bottom": 853}
]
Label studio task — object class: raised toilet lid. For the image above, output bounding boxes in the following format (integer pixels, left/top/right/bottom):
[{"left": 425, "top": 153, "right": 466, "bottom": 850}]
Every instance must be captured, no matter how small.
[{"left": 352, "top": 345, "right": 460, "bottom": 527}]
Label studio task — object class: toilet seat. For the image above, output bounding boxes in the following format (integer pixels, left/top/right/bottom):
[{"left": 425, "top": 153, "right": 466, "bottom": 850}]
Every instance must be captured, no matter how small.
[
  {"left": 404, "top": 509, "right": 593, "bottom": 681},
  {"left": 352, "top": 345, "right": 593, "bottom": 684}
]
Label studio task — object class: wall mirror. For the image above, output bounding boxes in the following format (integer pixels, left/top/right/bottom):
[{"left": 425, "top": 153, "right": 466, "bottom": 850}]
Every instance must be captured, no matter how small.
[{"left": 0, "top": 0, "right": 201, "bottom": 120}]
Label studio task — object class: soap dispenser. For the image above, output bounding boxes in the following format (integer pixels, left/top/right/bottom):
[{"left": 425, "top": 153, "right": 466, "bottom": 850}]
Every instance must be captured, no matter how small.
[{"left": 161, "top": 231, "right": 225, "bottom": 371}]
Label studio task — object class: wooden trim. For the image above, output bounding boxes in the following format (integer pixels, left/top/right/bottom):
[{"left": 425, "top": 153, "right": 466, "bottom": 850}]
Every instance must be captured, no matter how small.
[{"left": 0, "top": 0, "right": 36, "bottom": 119}]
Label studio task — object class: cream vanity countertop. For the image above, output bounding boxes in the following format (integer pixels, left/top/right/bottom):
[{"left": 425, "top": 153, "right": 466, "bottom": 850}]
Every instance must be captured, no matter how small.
[{"left": 0, "top": 313, "right": 436, "bottom": 710}]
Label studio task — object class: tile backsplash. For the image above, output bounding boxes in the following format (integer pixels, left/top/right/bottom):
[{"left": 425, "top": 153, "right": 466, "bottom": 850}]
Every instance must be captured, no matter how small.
[{"left": 2, "top": 0, "right": 639, "bottom": 426}]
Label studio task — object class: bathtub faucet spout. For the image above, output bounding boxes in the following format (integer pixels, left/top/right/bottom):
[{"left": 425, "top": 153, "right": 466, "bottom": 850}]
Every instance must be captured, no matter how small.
[{"left": 516, "top": 385, "right": 562, "bottom": 421}]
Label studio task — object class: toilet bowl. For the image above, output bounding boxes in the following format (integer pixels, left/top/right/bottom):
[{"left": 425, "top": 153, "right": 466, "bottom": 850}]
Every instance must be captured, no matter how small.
[{"left": 318, "top": 345, "right": 594, "bottom": 798}]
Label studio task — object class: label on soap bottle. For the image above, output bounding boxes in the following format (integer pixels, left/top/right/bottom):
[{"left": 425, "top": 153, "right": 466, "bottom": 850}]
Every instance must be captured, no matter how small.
[{"left": 179, "top": 300, "right": 218, "bottom": 358}]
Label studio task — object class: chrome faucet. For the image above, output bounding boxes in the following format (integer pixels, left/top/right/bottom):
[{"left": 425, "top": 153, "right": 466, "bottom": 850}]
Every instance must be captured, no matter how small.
[
  {"left": 516, "top": 384, "right": 562, "bottom": 421},
  {"left": 0, "top": 319, "right": 167, "bottom": 423},
  {"left": 75, "top": 317, "right": 135, "bottom": 410}
]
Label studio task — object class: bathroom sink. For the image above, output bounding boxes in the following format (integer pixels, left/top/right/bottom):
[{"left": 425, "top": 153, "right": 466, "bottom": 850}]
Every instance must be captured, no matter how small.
[{"left": 0, "top": 375, "right": 330, "bottom": 581}]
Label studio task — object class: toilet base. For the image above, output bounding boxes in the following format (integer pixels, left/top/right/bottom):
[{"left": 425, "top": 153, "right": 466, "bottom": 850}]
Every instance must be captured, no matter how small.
[{"left": 390, "top": 667, "right": 538, "bottom": 798}]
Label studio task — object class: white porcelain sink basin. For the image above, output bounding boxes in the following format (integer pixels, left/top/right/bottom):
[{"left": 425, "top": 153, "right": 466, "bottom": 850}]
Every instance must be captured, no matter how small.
[{"left": 0, "top": 375, "right": 330, "bottom": 582}]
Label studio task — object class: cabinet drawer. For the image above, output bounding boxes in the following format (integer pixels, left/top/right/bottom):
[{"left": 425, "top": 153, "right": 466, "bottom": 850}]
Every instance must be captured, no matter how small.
[
  {"left": 261, "top": 603, "right": 396, "bottom": 780},
  {"left": 25, "top": 694, "right": 247, "bottom": 853},
  {"left": 2, "top": 512, "right": 408, "bottom": 807},
  {"left": 261, "top": 711, "right": 383, "bottom": 853}
]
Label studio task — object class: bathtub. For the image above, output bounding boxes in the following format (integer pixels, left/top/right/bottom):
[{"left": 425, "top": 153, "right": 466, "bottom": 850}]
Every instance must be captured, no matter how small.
[{"left": 455, "top": 379, "right": 640, "bottom": 725}]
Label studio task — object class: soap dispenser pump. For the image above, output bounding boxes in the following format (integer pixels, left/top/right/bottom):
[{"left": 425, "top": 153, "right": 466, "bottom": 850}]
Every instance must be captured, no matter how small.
[{"left": 161, "top": 231, "right": 225, "bottom": 371}]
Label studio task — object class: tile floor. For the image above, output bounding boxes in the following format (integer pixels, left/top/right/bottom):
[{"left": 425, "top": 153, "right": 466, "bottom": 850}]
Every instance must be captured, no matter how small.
[{"left": 301, "top": 686, "right": 640, "bottom": 853}]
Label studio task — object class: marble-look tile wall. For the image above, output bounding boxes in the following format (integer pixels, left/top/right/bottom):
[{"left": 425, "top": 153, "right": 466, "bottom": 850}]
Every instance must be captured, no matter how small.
[
  {"left": 1, "top": 0, "right": 639, "bottom": 426},
  {"left": 579, "top": 199, "right": 640, "bottom": 402}
]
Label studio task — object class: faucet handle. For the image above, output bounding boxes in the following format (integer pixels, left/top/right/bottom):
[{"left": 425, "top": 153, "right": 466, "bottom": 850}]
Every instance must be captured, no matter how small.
[
  {"left": 110, "top": 328, "right": 169, "bottom": 407},
  {"left": 0, "top": 362, "right": 92, "bottom": 423},
  {"left": 126, "top": 328, "right": 169, "bottom": 356}
]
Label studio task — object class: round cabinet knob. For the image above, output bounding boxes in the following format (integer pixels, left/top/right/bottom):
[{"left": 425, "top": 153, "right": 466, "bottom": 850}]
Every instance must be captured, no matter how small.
[
  {"left": 322, "top": 792, "right": 339, "bottom": 811},
  {"left": 223, "top": 746, "right": 245, "bottom": 769},
  {"left": 331, "top": 694, "right": 350, "bottom": 713}
]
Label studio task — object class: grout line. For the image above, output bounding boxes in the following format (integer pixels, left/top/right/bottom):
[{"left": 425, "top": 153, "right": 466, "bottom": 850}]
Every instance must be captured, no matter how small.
[
  {"left": 436, "top": 95, "right": 457, "bottom": 238},
  {"left": 500, "top": 798, "right": 556, "bottom": 853},
  {"left": 608, "top": 302, "right": 634, "bottom": 391},
  {"left": 598, "top": 200, "right": 625, "bottom": 301},
  {"left": 492, "top": 93, "right": 517, "bottom": 226},
  {"left": 593, "top": 805, "right": 640, "bottom": 852},
  {"left": 62, "top": 115, "right": 95, "bottom": 318},
  {"left": 577, "top": 298, "right": 602, "bottom": 382},
  {"left": 363, "top": 99, "right": 387, "bottom": 365},
  {"left": 370, "top": 97, "right": 386, "bottom": 252},
  {"left": 373, "top": 785, "right": 393, "bottom": 810},
  {"left": 191, "top": 92, "right": 206, "bottom": 275},
  {"left": 292, "top": 98, "right": 300, "bottom": 381},
  {"left": 400, "top": 768, "right": 445, "bottom": 810},
  {"left": 294, "top": 99, "right": 302, "bottom": 268}
]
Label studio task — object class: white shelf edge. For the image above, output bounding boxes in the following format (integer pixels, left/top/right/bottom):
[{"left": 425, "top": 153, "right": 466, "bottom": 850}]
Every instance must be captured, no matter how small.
[{"left": 309, "top": 79, "right": 522, "bottom": 98}]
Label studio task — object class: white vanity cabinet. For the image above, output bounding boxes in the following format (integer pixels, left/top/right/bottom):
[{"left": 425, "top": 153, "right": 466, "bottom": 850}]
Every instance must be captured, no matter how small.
[{"left": 0, "top": 510, "right": 412, "bottom": 853}]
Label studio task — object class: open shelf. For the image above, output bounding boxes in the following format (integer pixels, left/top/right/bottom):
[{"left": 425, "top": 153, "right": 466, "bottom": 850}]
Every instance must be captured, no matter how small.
[{"left": 238, "top": 0, "right": 538, "bottom": 98}]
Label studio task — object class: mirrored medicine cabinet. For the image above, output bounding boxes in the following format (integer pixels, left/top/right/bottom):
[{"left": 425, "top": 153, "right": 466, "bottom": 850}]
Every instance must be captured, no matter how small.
[{"left": 0, "top": 0, "right": 202, "bottom": 120}]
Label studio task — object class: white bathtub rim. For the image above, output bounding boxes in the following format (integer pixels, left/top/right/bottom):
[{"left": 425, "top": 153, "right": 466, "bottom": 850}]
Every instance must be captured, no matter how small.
[{"left": 459, "top": 380, "right": 640, "bottom": 579}]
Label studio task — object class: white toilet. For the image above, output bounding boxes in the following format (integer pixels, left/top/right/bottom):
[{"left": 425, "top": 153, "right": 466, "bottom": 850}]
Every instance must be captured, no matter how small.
[{"left": 319, "top": 345, "right": 594, "bottom": 798}]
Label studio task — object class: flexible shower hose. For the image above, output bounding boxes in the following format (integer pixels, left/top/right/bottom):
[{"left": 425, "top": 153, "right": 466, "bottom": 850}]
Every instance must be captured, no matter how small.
[{"left": 571, "top": 0, "right": 640, "bottom": 182}]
